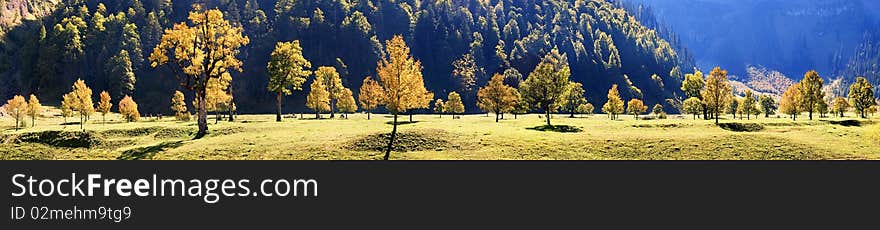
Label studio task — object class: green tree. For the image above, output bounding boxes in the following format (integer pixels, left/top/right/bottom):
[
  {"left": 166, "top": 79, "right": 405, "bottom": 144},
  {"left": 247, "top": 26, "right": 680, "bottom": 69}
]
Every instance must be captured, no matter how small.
[
  {"left": 107, "top": 50, "right": 136, "bottom": 99},
  {"left": 267, "top": 41, "right": 312, "bottom": 122},
  {"left": 798, "top": 70, "right": 824, "bottom": 120},
  {"left": 741, "top": 90, "right": 757, "bottom": 120},
  {"left": 682, "top": 97, "right": 703, "bottom": 120},
  {"left": 577, "top": 103, "right": 595, "bottom": 116},
  {"left": 759, "top": 95, "right": 777, "bottom": 118},
  {"left": 519, "top": 48, "right": 571, "bottom": 126},
  {"left": 848, "top": 77, "right": 876, "bottom": 118},
  {"left": 561, "top": 82, "right": 587, "bottom": 118},
  {"left": 150, "top": 9, "right": 250, "bottom": 138}
]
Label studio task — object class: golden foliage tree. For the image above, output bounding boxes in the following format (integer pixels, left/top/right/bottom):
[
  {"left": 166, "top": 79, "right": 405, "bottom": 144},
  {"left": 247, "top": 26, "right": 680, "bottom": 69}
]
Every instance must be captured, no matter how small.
[
  {"left": 68, "top": 79, "right": 95, "bottom": 130},
  {"left": 316, "top": 66, "right": 344, "bottom": 118},
  {"left": 171, "top": 90, "right": 190, "bottom": 121},
  {"left": 434, "top": 99, "right": 445, "bottom": 118},
  {"left": 577, "top": 103, "right": 595, "bottom": 116},
  {"left": 203, "top": 73, "right": 233, "bottom": 124},
  {"left": 602, "top": 84, "right": 624, "bottom": 120},
  {"left": 97, "top": 91, "right": 112, "bottom": 124},
  {"left": 61, "top": 93, "right": 75, "bottom": 125},
  {"left": 5, "top": 95, "right": 27, "bottom": 129},
  {"left": 780, "top": 83, "right": 803, "bottom": 120},
  {"left": 149, "top": 9, "right": 249, "bottom": 138},
  {"left": 375, "top": 35, "right": 430, "bottom": 160},
  {"left": 446, "top": 92, "right": 465, "bottom": 119},
  {"left": 626, "top": 99, "right": 647, "bottom": 119},
  {"left": 27, "top": 94, "right": 42, "bottom": 127},
  {"left": 337, "top": 88, "right": 358, "bottom": 119},
  {"left": 118, "top": 96, "right": 140, "bottom": 122},
  {"left": 832, "top": 97, "right": 850, "bottom": 117},
  {"left": 701, "top": 67, "right": 732, "bottom": 124},
  {"left": 306, "top": 76, "right": 330, "bottom": 119},
  {"left": 741, "top": 90, "right": 757, "bottom": 120},
  {"left": 358, "top": 76, "right": 384, "bottom": 120},
  {"left": 477, "top": 74, "right": 518, "bottom": 122},
  {"left": 798, "top": 70, "right": 824, "bottom": 120},
  {"left": 267, "top": 41, "right": 312, "bottom": 122}
]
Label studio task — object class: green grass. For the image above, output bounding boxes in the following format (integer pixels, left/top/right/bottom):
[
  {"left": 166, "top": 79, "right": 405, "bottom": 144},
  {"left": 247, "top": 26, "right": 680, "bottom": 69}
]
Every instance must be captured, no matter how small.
[{"left": 1, "top": 110, "right": 878, "bottom": 160}]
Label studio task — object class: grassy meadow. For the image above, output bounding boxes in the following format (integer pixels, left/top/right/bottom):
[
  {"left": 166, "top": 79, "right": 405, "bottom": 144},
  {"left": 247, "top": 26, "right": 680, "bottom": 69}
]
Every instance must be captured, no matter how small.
[{"left": 1, "top": 107, "right": 879, "bottom": 160}]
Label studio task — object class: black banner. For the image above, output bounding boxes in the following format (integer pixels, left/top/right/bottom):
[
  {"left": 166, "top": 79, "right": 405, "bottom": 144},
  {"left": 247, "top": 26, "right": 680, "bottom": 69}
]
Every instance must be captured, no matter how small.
[{"left": 2, "top": 161, "right": 879, "bottom": 228}]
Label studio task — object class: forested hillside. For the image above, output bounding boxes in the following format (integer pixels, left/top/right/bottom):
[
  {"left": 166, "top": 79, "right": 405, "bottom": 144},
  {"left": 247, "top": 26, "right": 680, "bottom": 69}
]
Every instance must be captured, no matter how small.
[{"left": 0, "top": 0, "right": 690, "bottom": 114}]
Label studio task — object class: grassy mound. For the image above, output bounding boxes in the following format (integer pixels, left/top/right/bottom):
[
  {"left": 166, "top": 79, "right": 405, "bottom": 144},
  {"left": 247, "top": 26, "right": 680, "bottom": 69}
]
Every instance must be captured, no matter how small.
[
  {"left": 14, "top": 131, "right": 104, "bottom": 148},
  {"left": 526, "top": 125, "right": 583, "bottom": 133},
  {"left": 347, "top": 130, "right": 450, "bottom": 152},
  {"left": 828, "top": 120, "right": 862, "bottom": 127},
  {"left": 102, "top": 127, "right": 164, "bottom": 137},
  {"left": 717, "top": 123, "right": 764, "bottom": 132},
  {"left": 154, "top": 128, "right": 196, "bottom": 139}
]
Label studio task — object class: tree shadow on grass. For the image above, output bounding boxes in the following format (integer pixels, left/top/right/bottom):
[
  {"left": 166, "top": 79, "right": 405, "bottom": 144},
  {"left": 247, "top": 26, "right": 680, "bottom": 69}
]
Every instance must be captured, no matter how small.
[
  {"left": 526, "top": 125, "right": 583, "bottom": 133},
  {"left": 385, "top": 121, "right": 420, "bottom": 125},
  {"left": 117, "top": 141, "right": 184, "bottom": 160}
]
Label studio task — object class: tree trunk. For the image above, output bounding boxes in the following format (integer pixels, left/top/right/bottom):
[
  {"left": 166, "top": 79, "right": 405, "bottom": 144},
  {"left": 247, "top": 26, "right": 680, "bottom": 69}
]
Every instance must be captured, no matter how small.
[
  {"left": 276, "top": 92, "right": 282, "bottom": 122},
  {"left": 409, "top": 112, "right": 413, "bottom": 122},
  {"left": 33, "top": 116, "right": 36, "bottom": 127},
  {"left": 383, "top": 114, "right": 398, "bottom": 160},
  {"left": 714, "top": 110, "right": 719, "bottom": 125},
  {"left": 196, "top": 91, "right": 208, "bottom": 139},
  {"left": 514, "top": 113, "right": 517, "bottom": 119},
  {"left": 495, "top": 113, "right": 499, "bottom": 122},
  {"left": 330, "top": 100, "right": 336, "bottom": 118},
  {"left": 228, "top": 104, "right": 235, "bottom": 122},
  {"left": 367, "top": 111, "right": 371, "bottom": 120},
  {"left": 545, "top": 109, "right": 551, "bottom": 126}
]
